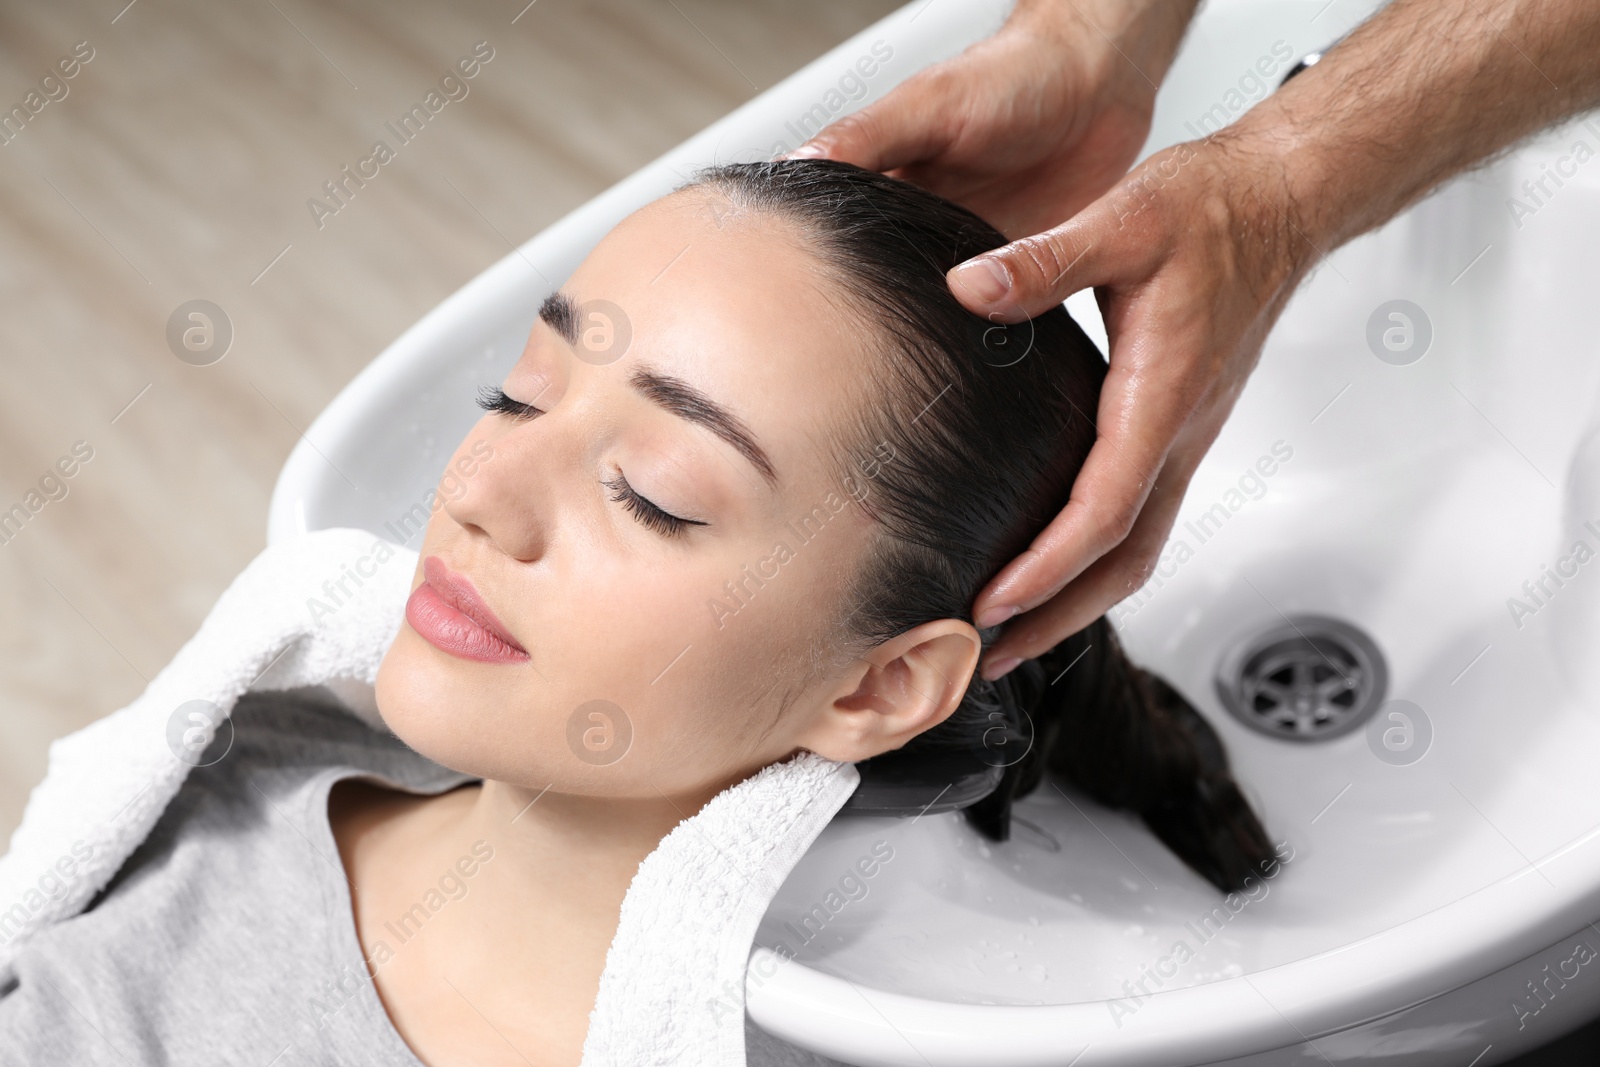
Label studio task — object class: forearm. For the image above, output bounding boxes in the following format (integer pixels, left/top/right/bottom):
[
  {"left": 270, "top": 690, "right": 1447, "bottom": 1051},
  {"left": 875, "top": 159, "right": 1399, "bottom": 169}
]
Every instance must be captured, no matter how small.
[{"left": 1223, "top": 0, "right": 1600, "bottom": 259}]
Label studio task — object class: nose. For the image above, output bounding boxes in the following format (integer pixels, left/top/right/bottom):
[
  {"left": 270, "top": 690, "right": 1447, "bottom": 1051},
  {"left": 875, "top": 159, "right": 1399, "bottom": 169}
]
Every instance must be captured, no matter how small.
[{"left": 444, "top": 414, "right": 567, "bottom": 563}]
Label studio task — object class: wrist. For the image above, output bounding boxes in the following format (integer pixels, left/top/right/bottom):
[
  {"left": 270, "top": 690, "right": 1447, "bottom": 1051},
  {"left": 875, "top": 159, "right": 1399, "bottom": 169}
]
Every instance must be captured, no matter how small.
[
  {"left": 1177, "top": 127, "right": 1324, "bottom": 304},
  {"left": 1007, "top": 0, "right": 1200, "bottom": 90},
  {"left": 1204, "top": 100, "right": 1356, "bottom": 279}
]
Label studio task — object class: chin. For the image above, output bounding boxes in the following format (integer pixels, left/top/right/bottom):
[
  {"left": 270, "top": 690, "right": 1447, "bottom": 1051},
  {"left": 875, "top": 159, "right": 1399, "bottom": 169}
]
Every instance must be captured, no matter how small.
[
  {"left": 376, "top": 624, "right": 588, "bottom": 790},
  {"left": 376, "top": 626, "right": 509, "bottom": 778}
]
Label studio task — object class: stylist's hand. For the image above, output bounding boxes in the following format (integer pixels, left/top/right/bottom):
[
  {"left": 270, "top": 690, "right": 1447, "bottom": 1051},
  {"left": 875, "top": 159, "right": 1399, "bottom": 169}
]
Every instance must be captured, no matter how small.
[
  {"left": 950, "top": 0, "right": 1600, "bottom": 678},
  {"left": 791, "top": 0, "right": 1200, "bottom": 238},
  {"left": 956, "top": 134, "right": 1315, "bottom": 678},
  {"left": 803, "top": 0, "right": 1600, "bottom": 681}
]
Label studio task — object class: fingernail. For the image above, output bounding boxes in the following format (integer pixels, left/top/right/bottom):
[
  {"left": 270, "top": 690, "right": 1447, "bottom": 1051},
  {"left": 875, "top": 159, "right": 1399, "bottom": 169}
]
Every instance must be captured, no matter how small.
[
  {"left": 975, "top": 604, "right": 1018, "bottom": 628},
  {"left": 982, "top": 657, "right": 1022, "bottom": 681},
  {"left": 785, "top": 142, "right": 826, "bottom": 159},
  {"left": 951, "top": 257, "right": 1012, "bottom": 303}
]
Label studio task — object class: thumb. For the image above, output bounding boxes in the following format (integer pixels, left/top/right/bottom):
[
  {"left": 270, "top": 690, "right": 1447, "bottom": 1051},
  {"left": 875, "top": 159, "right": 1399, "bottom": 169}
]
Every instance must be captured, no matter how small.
[
  {"left": 788, "top": 72, "right": 954, "bottom": 174},
  {"left": 947, "top": 160, "right": 1176, "bottom": 322},
  {"left": 946, "top": 211, "right": 1129, "bottom": 323}
]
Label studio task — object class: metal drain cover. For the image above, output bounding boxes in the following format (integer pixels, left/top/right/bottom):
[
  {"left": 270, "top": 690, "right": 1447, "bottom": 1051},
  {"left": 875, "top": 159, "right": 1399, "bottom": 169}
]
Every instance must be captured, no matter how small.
[{"left": 1214, "top": 614, "right": 1388, "bottom": 742}]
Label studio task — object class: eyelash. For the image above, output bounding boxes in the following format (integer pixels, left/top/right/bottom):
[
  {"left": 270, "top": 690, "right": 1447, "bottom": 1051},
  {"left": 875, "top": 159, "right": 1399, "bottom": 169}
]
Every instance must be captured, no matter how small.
[
  {"left": 602, "top": 472, "right": 703, "bottom": 538},
  {"left": 476, "top": 385, "right": 541, "bottom": 420},
  {"left": 476, "top": 385, "right": 705, "bottom": 539}
]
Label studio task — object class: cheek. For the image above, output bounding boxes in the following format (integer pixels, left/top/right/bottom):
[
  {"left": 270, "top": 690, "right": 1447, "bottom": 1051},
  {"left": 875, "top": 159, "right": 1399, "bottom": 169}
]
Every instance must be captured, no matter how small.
[
  {"left": 580, "top": 558, "right": 741, "bottom": 731},
  {"left": 645, "top": 547, "right": 845, "bottom": 737},
  {"left": 569, "top": 550, "right": 816, "bottom": 780}
]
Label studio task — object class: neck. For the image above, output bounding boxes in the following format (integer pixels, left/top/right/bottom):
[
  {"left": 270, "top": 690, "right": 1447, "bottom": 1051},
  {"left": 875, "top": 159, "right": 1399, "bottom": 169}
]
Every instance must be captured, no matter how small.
[
  {"left": 428, "top": 767, "right": 753, "bottom": 972},
  {"left": 463, "top": 777, "right": 716, "bottom": 907}
]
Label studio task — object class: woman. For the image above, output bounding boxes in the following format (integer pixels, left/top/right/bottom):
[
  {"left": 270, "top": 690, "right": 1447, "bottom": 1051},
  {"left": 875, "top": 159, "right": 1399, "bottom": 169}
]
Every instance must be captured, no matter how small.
[{"left": 0, "top": 160, "right": 1270, "bottom": 1066}]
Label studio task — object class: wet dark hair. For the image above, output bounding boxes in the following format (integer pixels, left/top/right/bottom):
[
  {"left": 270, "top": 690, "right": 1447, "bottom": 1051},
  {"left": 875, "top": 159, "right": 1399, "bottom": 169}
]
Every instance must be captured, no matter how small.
[{"left": 690, "top": 159, "right": 1272, "bottom": 893}]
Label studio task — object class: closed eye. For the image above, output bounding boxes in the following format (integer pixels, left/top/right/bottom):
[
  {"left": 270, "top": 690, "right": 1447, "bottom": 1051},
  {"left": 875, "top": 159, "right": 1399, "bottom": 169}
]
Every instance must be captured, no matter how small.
[
  {"left": 476, "top": 385, "right": 542, "bottom": 420},
  {"left": 602, "top": 470, "right": 707, "bottom": 538},
  {"left": 479, "top": 385, "right": 704, "bottom": 539}
]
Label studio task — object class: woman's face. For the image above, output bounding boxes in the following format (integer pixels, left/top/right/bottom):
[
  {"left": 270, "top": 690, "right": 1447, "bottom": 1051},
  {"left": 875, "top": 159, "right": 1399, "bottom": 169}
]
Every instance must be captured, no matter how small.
[{"left": 375, "top": 188, "right": 981, "bottom": 804}]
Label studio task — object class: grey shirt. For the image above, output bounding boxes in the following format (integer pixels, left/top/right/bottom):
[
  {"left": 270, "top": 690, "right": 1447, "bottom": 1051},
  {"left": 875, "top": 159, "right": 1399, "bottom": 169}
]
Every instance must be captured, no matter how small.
[
  {"left": 0, "top": 688, "right": 850, "bottom": 1067},
  {"left": 0, "top": 687, "right": 473, "bottom": 1066}
]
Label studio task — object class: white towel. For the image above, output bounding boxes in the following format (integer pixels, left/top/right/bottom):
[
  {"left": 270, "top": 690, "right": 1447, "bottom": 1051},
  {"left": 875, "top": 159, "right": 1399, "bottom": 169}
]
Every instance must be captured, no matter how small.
[{"left": 0, "top": 527, "right": 861, "bottom": 1066}]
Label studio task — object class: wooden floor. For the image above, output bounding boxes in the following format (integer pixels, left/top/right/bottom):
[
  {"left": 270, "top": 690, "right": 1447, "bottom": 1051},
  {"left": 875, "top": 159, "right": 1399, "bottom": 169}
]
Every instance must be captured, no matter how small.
[{"left": 0, "top": 0, "right": 899, "bottom": 843}]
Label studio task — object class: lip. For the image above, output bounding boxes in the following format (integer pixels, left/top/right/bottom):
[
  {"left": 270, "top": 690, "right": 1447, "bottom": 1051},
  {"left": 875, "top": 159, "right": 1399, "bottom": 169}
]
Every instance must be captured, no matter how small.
[{"left": 405, "top": 555, "right": 530, "bottom": 664}]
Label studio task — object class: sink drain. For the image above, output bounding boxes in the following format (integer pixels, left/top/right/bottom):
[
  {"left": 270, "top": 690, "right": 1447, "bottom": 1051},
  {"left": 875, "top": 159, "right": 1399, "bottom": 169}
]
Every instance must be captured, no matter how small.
[{"left": 1214, "top": 615, "right": 1388, "bottom": 742}]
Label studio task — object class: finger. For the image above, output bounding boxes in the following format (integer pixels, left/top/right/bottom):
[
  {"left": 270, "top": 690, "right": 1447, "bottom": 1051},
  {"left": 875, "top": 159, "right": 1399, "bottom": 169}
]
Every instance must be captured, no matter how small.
[
  {"left": 946, "top": 193, "right": 1151, "bottom": 323},
  {"left": 981, "top": 548, "right": 1155, "bottom": 675},
  {"left": 979, "top": 393, "right": 1235, "bottom": 673},
  {"left": 787, "top": 70, "right": 956, "bottom": 174},
  {"left": 973, "top": 308, "right": 1209, "bottom": 622},
  {"left": 977, "top": 452, "right": 1197, "bottom": 673}
]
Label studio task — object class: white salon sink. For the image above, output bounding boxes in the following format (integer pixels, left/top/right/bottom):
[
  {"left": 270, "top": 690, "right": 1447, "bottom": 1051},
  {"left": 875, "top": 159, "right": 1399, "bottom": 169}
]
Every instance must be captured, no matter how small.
[
  {"left": 748, "top": 41, "right": 1600, "bottom": 1067},
  {"left": 267, "top": 1, "right": 1600, "bottom": 1063}
]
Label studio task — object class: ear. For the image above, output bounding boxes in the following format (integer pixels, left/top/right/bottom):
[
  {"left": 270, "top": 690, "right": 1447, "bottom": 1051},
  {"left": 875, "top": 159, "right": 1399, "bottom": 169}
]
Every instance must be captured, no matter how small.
[{"left": 793, "top": 618, "right": 982, "bottom": 763}]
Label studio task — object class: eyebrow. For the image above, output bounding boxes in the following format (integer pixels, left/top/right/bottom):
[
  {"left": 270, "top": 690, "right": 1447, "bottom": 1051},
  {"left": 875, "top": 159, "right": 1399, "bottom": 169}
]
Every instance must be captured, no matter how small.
[
  {"left": 539, "top": 290, "right": 779, "bottom": 489},
  {"left": 539, "top": 291, "right": 579, "bottom": 345}
]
